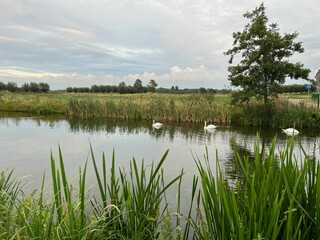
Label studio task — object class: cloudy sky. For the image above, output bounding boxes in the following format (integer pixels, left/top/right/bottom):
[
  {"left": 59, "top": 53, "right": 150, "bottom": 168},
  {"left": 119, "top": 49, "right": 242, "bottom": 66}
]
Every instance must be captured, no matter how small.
[{"left": 1, "top": 0, "right": 319, "bottom": 90}]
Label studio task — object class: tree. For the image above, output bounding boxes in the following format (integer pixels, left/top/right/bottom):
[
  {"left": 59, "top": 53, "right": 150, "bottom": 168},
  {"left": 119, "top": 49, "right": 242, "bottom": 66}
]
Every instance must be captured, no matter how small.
[
  {"left": 0, "top": 82, "right": 6, "bottom": 91},
  {"left": 199, "top": 87, "right": 207, "bottom": 94},
  {"left": 224, "top": 3, "right": 310, "bottom": 105},
  {"left": 29, "top": 82, "right": 40, "bottom": 92},
  {"left": 7, "top": 82, "right": 17, "bottom": 92},
  {"left": 147, "top": 79, "right": 157, "bottom": 93},
  {"left": 39, "top": 82, "right": 50, "bottom": 92},
  {"left": 22, "top": 83, "right": 30, "bottom": 92},
  {"left": 133, "top": 79, "right": 143, "bottom": 93},
  {"left": 118, "top": 81, "right": 127, "bottom": 94},
  {"left": 66, "top": 87, "right": 73, "bottom": 93},
  {"left": 100, "top": 85, "right": 107, "bottom": 93},
  {"left": 91, "top": 85, "right": 100, "bottom": 93}
]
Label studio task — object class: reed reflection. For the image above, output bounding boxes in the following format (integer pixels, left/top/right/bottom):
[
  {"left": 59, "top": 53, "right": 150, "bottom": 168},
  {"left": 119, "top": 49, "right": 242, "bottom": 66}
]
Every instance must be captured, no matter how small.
[{"left": 1, "top": 113, "right": 320, "bottom": 185}]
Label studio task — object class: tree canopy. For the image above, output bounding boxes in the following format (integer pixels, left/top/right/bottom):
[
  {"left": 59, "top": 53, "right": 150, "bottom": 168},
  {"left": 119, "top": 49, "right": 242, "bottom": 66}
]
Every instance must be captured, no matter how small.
[{"left": 224, "top": 3, "right": 310, "bottom": 104}]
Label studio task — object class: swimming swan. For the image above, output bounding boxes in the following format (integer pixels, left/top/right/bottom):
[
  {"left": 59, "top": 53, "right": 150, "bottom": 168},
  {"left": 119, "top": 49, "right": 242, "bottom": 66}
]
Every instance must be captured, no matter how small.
[
  {"left": 282, "top": 128, "right": 299, "bottom": 136},
  {"left": 204, "top": 121, "right": 217, "bottom": 130},
  {"left": 152, "top": 120, "right": 163, "bottom": 128}
]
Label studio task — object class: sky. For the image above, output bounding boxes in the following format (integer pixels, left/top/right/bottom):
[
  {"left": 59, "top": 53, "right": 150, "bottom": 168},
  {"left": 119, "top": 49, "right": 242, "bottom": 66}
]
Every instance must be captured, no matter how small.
[{"left": 0, "top": 0, "right": 319, "bottom": 90}]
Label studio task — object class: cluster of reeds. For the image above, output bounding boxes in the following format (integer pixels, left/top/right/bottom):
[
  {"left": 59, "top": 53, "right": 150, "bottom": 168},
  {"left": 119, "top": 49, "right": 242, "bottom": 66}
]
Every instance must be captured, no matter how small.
[
  {"left": 0, "top": 146, "right": 183, "bottom": 239},
  {"left": 192, "top": 137, "right": 320, "bottom": 239},
  {"left": 62, "top": 93, "right": 320, "bottom": 127},
  {"left": 231, "top": 99, "right": 320, "bottom": 128},
  {"left": 66, "top": 93, "right": 231, "bottom": 123},
  {"left": 0, "top": 92, "right": 67, "bottom": 114},
  {"left": 1, "top": 137, "right": 320, "bottom": 239},
  {"left": 2, "top": 92, "right": 320, "bottom": 127}
]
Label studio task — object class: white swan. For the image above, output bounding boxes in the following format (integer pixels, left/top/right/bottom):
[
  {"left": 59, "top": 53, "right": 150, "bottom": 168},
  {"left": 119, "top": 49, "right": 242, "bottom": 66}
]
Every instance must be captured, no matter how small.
[
  {"left": 282, "top": 128, "right": 299, "bottom": 136},
  {"left": 204, "top": 121, "right": 217, "bottom": 130},
  {"left": 152, "top": 120, "right": 163, "bottom": 129}
]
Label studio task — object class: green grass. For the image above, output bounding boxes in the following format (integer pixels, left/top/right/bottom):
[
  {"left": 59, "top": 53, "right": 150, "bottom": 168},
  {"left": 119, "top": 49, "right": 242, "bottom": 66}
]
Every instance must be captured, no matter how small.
[{"left": 1, "top": 137, "right": 320, "bottom": 239}]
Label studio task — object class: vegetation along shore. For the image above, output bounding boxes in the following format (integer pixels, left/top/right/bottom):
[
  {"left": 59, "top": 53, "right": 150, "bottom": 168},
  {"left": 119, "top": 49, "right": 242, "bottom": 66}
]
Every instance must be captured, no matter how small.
[{"left": 1, "top": 91, "right": 320, "bottom": 128}]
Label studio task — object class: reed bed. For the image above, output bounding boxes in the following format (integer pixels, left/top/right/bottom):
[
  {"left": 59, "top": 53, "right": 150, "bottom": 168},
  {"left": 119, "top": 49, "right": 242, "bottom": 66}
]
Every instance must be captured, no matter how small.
[
  {"left": 1, "top": 91, "right": 320, "bottom": 127},
  {"left": 66, "top": 93, "right": 231, "bottom": 124},
  {"left": 1, "top": 137, "right": 320, "bottom": 239},
  {"left": 0, "top": 92, "right": 68, "bottom": 114},
  {"left": 230, "top": 99, "right": 320, "bottom": 128}
]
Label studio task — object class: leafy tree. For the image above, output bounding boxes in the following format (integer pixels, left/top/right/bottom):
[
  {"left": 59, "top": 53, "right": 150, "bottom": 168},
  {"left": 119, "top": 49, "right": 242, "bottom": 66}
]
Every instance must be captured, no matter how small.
[
  {"left": 207, "top": 88, "right": 217, "bottom": 94},
  {"left": 100, "top": 85, "right": 107, "bottom": 93},
  {"left": 199, "top": 87, "right": 207, "bottom": 94},
  {"left": 111, "top": 85, "right": 119, "bottom": 93},
  {"left": 118, "top": 81, "right": 127, "bottom": 94},
  {"left": 147, "top": 79, "right": 157, "bottom": 93},
  {"left": 66, "top": 87, "right": 73, "bottom": 93},
  {"left": 224, "top": 3, "right": 310, "bottom": 105},
  {"left": 133, "top": 79, "right": 143, "bottom": 93},
  {"left": 22, "top": 83, "right": 30, "bottom": 92},
  {"left": 29, "top": 82, "right": 40, "bottom": 92},
  {"left": 91, "top": 85, "right": 100, "bottom": 93},
  {"left": 105, "top": 85, "right": 113, "bottom": 93},
  {"left": 0, "top": 82, "right": 6, "bottom": 91},
  {"left": 80, "top": 87, "right": 90, "bottom": 92},
  {"left": 7, "top": 82, "right": 17, "bottom": 92},
  {"left": 39, "top": 82, "right": 50, "bottom": 92}
]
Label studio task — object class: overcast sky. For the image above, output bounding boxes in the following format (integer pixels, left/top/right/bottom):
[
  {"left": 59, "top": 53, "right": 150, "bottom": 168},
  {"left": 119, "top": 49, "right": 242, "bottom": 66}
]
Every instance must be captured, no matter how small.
[{"left": 1, "top": 0, "right": 319, "bottom": 90}]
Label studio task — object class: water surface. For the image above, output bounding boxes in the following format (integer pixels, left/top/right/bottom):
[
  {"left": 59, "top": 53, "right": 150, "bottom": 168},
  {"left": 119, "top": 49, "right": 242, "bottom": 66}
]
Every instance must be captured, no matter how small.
[{"left": 1, "top": 112, "right": 319, "bottom": 204}]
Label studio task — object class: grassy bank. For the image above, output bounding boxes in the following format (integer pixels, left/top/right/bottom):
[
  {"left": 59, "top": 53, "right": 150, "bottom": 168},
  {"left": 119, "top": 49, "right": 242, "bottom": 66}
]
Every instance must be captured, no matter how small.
[
  {"left": 0, "top": 91, "right": 68, "bottom": 114},
  {"left": 1, "top": 91, "right": 320, "bottom": 127},
  {"left": 1, "top": 137, "right": 320, "bottom": 239}
]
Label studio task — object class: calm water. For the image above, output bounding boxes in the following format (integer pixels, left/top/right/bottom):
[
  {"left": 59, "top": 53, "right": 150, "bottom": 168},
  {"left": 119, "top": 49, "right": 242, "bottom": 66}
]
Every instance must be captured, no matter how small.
[{"left": 1, "top": 112, "right": 320, "bottom": 206}]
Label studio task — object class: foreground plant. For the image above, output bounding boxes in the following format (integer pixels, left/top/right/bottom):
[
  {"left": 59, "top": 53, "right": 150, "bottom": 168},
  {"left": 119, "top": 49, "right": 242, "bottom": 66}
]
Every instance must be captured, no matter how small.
[
  {"left": 1, "top": 136, "right": 320, "bottom": 239},
  {"left": 87, "top": 147, "right": 183, "bottom": 239},
  {"left": 193, "top": 137, "right": 320, "bottom": 239}
]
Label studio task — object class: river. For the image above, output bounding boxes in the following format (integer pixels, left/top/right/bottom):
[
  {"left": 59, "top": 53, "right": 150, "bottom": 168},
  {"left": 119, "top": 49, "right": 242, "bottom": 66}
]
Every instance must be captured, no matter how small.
[{"left": 0, "top": 112, "right": 319, "bottom": 209}]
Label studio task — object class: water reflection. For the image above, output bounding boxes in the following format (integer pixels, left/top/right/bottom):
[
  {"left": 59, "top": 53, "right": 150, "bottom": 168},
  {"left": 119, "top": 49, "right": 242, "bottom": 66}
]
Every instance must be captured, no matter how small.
[
  {"left": 0, "top": 111, "right": 65, "bottom": 128},
  {"left": 0, "top": 113, "right": 320, "bottom": 189}
]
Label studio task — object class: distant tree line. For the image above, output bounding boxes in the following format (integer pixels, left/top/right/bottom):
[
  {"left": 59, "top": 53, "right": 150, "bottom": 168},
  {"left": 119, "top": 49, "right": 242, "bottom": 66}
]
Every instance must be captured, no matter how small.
[
  {"left": 66, "top": 79, "right": 158, "bottom": 94},
  {"left": 0, "top": 81, "right": 50, "bottom": 93},
  {"left": 66, "top": 79, "right": 233, "bottom": 94},
  {"left": 0, "top": 80, "right": 314, "bottom": 95},
  {"left": 156, "top": 86, "right": 232, "bottom": 94},
  {"left": 278, "top": 84, "right": 316, "bottom": 93}
]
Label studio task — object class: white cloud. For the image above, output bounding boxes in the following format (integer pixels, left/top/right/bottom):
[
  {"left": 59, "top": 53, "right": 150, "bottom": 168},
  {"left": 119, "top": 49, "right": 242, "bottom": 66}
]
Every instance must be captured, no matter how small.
[
  {"left": 0, "top": 65, "right": 227, "bottom": 90},
  {"left": 0, "top": 0, "right": 319, "bottom": 89}
]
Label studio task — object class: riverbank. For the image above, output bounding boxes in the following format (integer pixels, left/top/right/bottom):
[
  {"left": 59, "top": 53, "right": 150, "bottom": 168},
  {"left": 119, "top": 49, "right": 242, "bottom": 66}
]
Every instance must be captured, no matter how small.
[{"left": 1, "top": 91, "right": 320, "bottom": 128}]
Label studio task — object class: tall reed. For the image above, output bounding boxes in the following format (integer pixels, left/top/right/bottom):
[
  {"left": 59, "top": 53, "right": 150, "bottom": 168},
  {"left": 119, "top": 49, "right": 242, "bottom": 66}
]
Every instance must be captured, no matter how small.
[
  {"left": 193, "top": 136, "right": 320, "bottom": 239},
  {"left": 230, "top": 99, "right": 320, "bottom": 128},
  {"left": 2, "top": 92, "right": 320, "bottom": 127},
  {"left": 87, "top": 146, "right": 183, "bottom": 239},
  {"left": 0, "top": 170, "right": 21, "bottom": 238}
]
